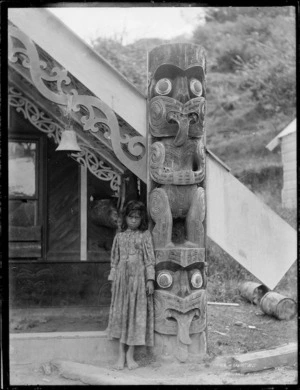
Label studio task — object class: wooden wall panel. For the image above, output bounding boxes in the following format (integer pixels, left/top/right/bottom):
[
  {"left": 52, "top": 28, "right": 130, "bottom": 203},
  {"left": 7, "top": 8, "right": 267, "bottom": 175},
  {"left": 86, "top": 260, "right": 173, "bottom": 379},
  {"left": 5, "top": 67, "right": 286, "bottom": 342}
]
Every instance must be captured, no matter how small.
[
  {"left": 47, "top": 142, "right": 80, "bottom": 258},
  {"left": 9, "top": 262, "right": 111, "bottom": 308}
]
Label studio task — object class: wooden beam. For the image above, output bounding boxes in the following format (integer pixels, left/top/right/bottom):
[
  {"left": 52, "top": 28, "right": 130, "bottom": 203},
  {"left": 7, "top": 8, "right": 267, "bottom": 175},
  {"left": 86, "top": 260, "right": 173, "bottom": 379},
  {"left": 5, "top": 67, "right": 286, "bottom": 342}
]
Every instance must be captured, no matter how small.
[
  {"left": 80, "top": 165, "right": 87, "bottom": 261},
  {"left": 207, "top": 302, "right": 239, "bottom": 307},
  {"left": 227, "top": 342, "right": 297, "bottom": 374},
  {"left": 9, "top": 242, "right": 41, "bottom": 258},
  {"left": 8, "top": 8, "right": 147, "bottom": 138},
  {"left": 206, "top": 156, "right": 297, "bottom": 290}
]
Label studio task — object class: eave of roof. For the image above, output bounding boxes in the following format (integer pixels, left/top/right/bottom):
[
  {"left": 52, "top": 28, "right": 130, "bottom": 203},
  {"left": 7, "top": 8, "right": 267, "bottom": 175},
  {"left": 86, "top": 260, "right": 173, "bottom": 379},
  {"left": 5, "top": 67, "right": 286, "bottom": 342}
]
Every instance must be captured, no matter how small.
[
  {"left": 8, "top": 7, "right": 147, "bottom": 138},
  {"left": 266, "top": 118, "right": 296, "bottom": 151}
]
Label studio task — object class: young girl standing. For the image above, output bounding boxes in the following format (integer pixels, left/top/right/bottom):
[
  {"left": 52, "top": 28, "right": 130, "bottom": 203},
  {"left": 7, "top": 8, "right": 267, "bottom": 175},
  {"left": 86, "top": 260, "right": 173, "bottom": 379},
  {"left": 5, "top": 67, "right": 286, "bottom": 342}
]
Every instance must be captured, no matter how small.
[{"left": 107, "top": 200, "right": 155, "bottom": 370}]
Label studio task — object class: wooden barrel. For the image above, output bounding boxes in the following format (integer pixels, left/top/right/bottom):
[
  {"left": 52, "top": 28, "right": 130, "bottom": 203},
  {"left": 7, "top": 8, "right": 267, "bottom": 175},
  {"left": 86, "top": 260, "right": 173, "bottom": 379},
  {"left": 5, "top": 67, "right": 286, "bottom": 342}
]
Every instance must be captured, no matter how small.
[
  {"left": 239, "top": 281, "right": 269, "bottom": 305},
  {"left": 260, "top": 292, "right": 297, "bottom": 320}
]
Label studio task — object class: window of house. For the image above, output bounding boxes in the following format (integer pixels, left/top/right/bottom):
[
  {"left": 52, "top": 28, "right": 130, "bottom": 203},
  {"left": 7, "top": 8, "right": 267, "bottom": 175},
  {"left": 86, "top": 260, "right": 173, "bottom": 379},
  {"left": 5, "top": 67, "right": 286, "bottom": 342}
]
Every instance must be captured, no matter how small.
[{"left": 8, "top": 139, "right": 42, "bottom": 259}]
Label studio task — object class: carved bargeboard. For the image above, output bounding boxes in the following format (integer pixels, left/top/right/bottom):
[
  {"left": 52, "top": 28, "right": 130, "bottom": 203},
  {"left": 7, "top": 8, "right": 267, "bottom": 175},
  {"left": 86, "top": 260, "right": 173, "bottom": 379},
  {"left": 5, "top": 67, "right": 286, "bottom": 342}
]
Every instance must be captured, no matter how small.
[{"left": 147, "top": 43, "right": 207, "bottom": 361}]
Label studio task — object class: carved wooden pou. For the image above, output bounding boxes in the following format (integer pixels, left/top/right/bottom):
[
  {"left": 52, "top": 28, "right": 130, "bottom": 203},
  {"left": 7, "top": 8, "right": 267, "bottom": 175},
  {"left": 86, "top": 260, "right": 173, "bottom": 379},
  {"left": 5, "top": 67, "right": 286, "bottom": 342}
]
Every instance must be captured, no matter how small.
[{"left": 147, "top": 43, "right": 207, "bottom": 362}]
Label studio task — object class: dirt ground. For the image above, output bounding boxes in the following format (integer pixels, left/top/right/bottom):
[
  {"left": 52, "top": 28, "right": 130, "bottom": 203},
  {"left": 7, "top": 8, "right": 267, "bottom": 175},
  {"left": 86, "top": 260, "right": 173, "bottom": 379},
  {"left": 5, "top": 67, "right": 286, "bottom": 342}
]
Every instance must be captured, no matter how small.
[
  {"left": 10, "top": 301, "right": 297, "bottom": 356},
  {"left": 9, "top": 357, "right": 298, "bottom": 386},
  {"left": 9, "top": 301, "right": 298, "bottom": 385}
]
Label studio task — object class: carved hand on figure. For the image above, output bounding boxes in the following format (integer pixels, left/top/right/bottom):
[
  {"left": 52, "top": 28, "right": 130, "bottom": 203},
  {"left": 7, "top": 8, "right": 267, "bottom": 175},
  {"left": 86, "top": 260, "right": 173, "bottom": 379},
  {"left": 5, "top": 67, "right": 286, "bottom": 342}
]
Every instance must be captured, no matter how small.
[{"left": 146, "top": 280, "right": 155, "bottom": 295}]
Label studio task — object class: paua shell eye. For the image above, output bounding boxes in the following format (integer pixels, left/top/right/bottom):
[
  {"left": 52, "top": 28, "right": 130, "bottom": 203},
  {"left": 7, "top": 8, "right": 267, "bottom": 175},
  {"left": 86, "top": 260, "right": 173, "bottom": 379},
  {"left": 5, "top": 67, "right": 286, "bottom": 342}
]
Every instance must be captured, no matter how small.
[
  {"left": 157, "top": 271, "right": 173, "bottom": 288},
  {"left": 155, "top": 78, "right": 172, "bottom": 95},
  {"left": 190, "top": 78, "right": 203, "bottom": 97},
  {"left": 191, "top": 270, "right": 203, "bottom": 288}
]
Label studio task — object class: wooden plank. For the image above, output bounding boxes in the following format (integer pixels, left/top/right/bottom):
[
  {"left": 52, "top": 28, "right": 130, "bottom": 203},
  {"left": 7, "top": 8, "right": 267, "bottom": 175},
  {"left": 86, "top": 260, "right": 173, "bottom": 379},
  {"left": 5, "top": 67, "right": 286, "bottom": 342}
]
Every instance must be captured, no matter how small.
[
  {"left": 283, "top": 161, "right": 296, "bottom": 172},
  {"left": 9, "top": 242, "right": 41, "bottom": 258},
  {"left": 281, "top": 132, "right": 296, "bottom": 147},
  {"left": 282, "top": 150, "right": 296, "bottom": 163},
  {"left": 282, "top": 180, "right": 297, "bottom": 190},
  {"left": 283, "top": 171, "right": 296, "bottom": 181},
  {"left": 206, "top": 156, "right": 297, "bottom": 290},
  {"left": 227, "top": 342, "right": 297, "bottom": 373},
  {"left": 208, "top": 302, "right": 239, "bottom": 307},
  {"left": 282, "top": 187, "right": 297, "bottom": 195},
  {"left": 8, "top": 8, "right": 147, "bottom": 138},
  {"left": 282, "top": 199, "right": 296, "bottom": 209},
  {"left": 282, "top": 151, "right": 296, "bottom": 163},
  {"left": 282, "top": 188, "right": 297, "bottom": 208},
  {"left": 282, "top": 137, "right": 296, "bottom": 150},
  {"left": 9, "top": 226, "right": 41, "bottom": 241},
  {"left": 80, "top": 166, "right": 87, "bottom": 261}
]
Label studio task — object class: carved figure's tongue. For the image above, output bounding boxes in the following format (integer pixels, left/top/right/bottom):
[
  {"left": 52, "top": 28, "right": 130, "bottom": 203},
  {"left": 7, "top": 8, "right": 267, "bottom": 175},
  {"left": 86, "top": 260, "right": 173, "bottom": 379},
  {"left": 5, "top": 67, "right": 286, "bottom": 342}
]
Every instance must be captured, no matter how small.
[
  {"left": 173, "top": 115, "right": 189, "bottom": 147},
  {"left": 167, "top": 309, "right": 196, "bottom": 344}
]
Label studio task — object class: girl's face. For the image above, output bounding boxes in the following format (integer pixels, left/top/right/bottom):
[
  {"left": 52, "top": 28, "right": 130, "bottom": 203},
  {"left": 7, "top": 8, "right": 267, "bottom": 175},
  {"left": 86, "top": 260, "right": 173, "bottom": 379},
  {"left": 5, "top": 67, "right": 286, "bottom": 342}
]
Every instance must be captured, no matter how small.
[{"left": 126, "top": 211, "right": 142, "bottom": 230}]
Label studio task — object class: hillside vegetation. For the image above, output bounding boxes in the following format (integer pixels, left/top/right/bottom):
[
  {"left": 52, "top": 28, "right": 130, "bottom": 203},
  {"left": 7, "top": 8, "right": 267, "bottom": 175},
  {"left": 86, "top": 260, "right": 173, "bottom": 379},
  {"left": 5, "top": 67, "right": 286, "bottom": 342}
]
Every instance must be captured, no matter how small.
[{"left": 91, "top": 7, "right": 295, "bottom": 220}]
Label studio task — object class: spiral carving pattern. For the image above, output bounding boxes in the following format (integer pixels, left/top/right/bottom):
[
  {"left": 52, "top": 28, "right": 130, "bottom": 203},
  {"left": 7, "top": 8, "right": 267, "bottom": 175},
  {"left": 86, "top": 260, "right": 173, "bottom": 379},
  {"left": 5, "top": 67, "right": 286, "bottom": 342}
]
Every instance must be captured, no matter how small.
[
  {"left": 150, "top": 142, "right": 165, "bottom": 169},
  {"left": 150, "top": 99, "right": 165, "bottom": 128},
  {"left": 149, "top": 188, "right": 168, "bottom": 220}
]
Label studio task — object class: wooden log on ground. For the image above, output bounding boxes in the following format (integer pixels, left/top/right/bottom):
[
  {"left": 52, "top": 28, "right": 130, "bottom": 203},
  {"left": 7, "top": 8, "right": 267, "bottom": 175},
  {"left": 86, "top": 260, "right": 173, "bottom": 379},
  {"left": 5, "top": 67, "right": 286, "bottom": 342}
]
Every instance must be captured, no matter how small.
[
  {"left": 260, "top": 292, "right": 297, "bottom": 320},
  {"left": 227, "top": 342, "right": 297, "bottom": 374}
]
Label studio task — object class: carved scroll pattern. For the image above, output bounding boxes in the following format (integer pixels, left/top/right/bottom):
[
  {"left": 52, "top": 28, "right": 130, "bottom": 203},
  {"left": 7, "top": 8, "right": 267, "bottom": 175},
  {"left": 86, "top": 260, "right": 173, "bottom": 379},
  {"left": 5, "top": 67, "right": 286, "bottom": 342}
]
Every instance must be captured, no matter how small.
[
  {"left": 71, "top": 146, "right": 121, "bottom": 193},
  {"left": 8, "top": 87, "right": 121, "bottom": 194},
  {"left": 8, "top": 25, "right": 146, "bottom": 181}
]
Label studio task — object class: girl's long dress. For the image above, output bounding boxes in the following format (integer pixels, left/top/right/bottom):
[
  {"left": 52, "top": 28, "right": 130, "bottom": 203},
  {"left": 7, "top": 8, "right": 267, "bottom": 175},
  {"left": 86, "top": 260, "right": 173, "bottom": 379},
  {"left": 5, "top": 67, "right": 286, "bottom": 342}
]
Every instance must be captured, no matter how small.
[{"left": 107, "top": 229, "right": 155, "bottom": 346}]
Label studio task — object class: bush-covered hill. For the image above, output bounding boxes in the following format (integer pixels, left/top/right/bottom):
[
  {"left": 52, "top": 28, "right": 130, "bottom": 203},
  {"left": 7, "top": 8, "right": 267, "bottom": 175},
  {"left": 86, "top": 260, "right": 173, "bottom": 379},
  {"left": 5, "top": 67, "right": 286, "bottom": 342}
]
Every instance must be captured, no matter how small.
[{"left": 91, "top": 6, "right": 296, "bottom": 226}]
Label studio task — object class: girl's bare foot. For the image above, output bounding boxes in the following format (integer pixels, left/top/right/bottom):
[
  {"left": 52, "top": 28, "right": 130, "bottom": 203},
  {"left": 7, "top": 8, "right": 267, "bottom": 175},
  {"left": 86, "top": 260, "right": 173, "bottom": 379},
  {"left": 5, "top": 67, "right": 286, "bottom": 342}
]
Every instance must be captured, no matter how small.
[
  {"left": 126, "top": 346, "right": 139, "bottom": 370},
  {"left": 113, "top": 356, "right": 125, "bottom": 370},
  {"left": 113, "top": 342, "right": 126, "bottom": 370}
]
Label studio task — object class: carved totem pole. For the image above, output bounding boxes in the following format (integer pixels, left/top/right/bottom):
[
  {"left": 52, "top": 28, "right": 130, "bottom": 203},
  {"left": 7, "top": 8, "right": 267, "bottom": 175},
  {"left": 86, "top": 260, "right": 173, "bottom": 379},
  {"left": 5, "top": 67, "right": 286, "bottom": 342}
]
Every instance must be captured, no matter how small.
[{"left": 147, "top": 43, "right": 207, "bottom": 362}]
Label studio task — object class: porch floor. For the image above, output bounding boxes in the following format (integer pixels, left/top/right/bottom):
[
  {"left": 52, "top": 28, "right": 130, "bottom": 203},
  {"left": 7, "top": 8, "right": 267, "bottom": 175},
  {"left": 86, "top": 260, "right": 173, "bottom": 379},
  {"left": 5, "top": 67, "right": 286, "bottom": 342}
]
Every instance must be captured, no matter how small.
[{"left": 10, "top": 306, "right": 109, "bottom": 333}]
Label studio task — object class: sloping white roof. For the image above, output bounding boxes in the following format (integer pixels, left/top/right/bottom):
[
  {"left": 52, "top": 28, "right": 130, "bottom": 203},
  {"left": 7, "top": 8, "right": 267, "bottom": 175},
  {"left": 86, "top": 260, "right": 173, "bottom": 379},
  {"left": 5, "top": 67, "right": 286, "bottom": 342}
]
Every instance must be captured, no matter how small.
[{"left": 266, "top": 118, "right": 296, "bottom": 151}]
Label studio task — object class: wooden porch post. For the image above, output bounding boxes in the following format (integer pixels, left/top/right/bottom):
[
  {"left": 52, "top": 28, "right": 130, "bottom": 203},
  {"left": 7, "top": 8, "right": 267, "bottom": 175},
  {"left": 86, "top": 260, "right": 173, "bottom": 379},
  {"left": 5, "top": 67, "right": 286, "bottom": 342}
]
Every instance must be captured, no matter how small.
[{"left": 80, "top": 165, "right": 87, "bottom": 261}]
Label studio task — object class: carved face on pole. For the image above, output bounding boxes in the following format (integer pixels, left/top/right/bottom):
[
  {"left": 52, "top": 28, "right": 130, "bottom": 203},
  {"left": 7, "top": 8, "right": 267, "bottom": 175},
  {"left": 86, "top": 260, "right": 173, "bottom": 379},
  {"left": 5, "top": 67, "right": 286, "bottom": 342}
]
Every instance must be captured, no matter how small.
[
  {"left": 147, "top": 43, "right": 207, "bottom": 361},
  {"left": 148, "top": 43, "right": 206, "bottom": 146},
  {"left": 154, "top": 248, "right": 207, "bottom": 361}
]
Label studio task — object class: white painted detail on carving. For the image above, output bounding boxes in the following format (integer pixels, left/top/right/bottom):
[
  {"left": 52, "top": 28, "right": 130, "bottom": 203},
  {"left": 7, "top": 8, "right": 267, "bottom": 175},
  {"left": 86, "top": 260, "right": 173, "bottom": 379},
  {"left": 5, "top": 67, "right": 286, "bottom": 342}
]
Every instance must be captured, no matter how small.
[{"left": 206, "top": 156, "right": 297, "bottom": 290}]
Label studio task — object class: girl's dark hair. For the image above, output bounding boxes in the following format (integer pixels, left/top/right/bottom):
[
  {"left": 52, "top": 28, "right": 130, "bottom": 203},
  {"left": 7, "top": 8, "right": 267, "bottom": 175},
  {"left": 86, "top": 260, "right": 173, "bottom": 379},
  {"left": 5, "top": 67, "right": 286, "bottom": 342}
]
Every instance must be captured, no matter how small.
[{"left": 121, "top": 200, "right": 148, "bottom": 232}]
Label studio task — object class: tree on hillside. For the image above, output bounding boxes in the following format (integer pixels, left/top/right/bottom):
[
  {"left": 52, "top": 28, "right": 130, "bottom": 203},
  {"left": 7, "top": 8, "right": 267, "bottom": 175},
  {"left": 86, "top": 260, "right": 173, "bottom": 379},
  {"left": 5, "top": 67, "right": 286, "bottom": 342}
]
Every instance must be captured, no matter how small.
[
  {"left": 204, "top": 6, "right": 292, "bottom": 23},
  {"left": 193, "top": 7, "right": 296, "bottom": 116}
]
